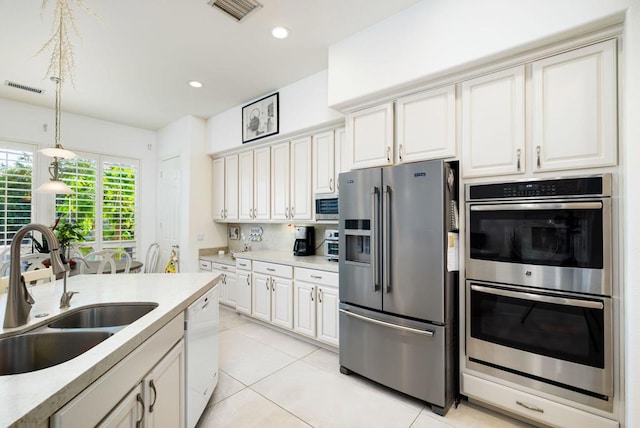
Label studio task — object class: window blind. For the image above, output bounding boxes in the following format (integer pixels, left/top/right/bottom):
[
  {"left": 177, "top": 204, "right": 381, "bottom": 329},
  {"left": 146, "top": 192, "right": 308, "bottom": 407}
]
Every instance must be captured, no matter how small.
[{"left": 0, "top": 145, "right": 33, "bottom": 246}]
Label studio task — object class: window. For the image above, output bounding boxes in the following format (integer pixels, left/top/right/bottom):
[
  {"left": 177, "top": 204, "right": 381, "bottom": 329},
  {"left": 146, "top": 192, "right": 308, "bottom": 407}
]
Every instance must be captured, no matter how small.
[
  {"left": 0, "top": 142, "right": 34, "bottom": 247},
  {"left": 57, "top": 154, "right": 139, "bottom": 257}
]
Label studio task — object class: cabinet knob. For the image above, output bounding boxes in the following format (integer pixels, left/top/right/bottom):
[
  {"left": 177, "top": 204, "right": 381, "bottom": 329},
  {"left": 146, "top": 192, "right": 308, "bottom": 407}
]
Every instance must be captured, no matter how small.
[
  {"left": 516, "top": 149, "right": 521, "bottom": 171},
  {"left": 136, "top": 394, "right": 145, "bottom": 427},
  {"left": 291, "top": 206, "right": 295, "bottom": 216},
  {"left": 536, "top": 146, "right": 541, "bottom": 169},
  {"left": 311, "top": 287, "right": 314, "bottom": 301},
  {"left": 399, "top": 144, "right": 403, "bottom": 162},
  {"left": 149, "top": 379, "right": 158, "bottom": 413},
  {"left": 386, "top": 146, "right": 391, "bottom": 163},
  {"left": 318, "top": 289, "right": 323, "bottom": 303},
  {"left": 329, "top": 178, "right": 333, "bottom": 192},
  {"left": 285, "top": 207, "right": 290, "bottom": 218}
]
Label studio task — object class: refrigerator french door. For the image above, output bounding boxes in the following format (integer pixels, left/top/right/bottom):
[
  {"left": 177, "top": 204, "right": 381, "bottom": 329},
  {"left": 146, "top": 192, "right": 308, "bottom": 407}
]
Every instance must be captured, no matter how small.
[{"left": 338, "top": 160, "right": 458, "bottom": 416}]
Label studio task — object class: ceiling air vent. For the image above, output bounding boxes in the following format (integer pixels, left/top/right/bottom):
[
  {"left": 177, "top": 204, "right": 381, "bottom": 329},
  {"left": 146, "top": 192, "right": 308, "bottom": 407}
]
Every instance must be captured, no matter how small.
[
  {"left": 207, "top": 0, "right": 262, "bottom": 21},
  {"left": 4, "top": 80, "right": 44, "bottom": 94}
]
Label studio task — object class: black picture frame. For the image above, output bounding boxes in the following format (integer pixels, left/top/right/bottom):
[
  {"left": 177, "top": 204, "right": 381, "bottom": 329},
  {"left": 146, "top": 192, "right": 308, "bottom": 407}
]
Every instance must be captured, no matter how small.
[{"left": 242, "top": 92, "right": 279, "bottom": 143}]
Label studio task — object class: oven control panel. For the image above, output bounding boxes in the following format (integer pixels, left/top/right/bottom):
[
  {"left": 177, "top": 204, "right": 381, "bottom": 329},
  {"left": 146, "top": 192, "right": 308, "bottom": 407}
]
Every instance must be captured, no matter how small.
[{"left": 467, "top": 175, "right": 610, "bottom": 200}]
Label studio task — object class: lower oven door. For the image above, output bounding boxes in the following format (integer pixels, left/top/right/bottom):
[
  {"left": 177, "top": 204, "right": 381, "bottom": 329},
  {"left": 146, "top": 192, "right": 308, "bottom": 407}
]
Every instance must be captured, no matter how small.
[{"left": 466, "top": 280, "right": 612, "bottom": 400}]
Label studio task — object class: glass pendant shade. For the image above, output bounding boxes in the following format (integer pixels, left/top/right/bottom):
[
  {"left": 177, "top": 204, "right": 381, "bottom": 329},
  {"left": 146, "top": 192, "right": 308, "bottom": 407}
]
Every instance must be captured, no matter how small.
[
  {"left": 39, "top": 146, "right": 77, "bottom": 159},
  {"left": 36, "top": 178, "right": 73, "bottom": 194}
]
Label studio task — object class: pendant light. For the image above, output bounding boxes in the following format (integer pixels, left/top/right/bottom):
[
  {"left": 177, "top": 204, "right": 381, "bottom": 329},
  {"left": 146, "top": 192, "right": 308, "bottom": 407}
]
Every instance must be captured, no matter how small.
[{"left": 36, "top": 11, "right": 77, "bottom": 194}]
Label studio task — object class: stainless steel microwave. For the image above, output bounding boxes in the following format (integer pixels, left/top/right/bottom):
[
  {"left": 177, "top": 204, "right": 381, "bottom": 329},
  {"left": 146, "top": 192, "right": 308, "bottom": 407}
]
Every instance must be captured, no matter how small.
[{"left": 314, "top": 194, "right": 338, "bottom": 220}]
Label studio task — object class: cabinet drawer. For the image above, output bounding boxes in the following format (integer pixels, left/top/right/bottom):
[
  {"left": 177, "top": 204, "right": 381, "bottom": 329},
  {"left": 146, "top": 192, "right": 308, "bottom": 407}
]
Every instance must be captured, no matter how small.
[
  {"left": 199, "top": 260, "right": 212, "bottom": 271},
  {"left": 236, "top": 258, "right": 252, "bottom": 270},
  {"left": 253, "top": 261, "right": 292, "bottom": 278},
  {"left": 212, "top": 262, "right": 236, "bottom": 273},
  {"left": 295, "top": 267, "right": 338, "bottom": 287},
  {"left": 462, "top": 373, "right": 618, "bottom": 428}
]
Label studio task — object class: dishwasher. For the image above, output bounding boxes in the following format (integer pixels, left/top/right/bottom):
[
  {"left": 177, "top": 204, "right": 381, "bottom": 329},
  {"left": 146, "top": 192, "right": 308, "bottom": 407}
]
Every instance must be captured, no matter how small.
[{"left": 185, "top": 285, "right": 219, "bottom": 428}]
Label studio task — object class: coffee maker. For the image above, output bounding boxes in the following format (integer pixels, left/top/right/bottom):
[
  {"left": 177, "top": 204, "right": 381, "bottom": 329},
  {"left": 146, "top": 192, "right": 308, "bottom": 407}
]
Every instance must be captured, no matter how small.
[{"left": 293, "top": 226, "right": 315, "bottom": 256}]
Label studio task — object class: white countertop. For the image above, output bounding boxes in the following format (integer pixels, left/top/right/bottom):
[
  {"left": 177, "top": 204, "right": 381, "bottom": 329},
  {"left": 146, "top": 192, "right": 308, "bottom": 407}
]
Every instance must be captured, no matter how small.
[
  {"left": 200, "top": 250, "right": 339, "bottom": 273},
  {"left": 0, "top": 272, "right": 220, "bottom": 426}
]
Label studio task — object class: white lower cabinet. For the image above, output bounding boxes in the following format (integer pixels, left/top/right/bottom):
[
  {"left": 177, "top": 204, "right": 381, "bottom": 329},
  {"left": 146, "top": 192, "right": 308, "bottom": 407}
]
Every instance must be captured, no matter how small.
[
  {"left": 251, "top": 261, "right": 294, "bottom": 330},
  {"left": 293, "top": 267, "right": 339, "bottom": 347},
  {"left": 51, "top": 316, "right": 185, "bottom": 428},
  {"left": 212, "top": 262, "right": 236, "bottom": 307},
  {"left": 235, "top": 258, "right": 252, "bottom": 315},
  {"left": 462, "top": 372, "right": 618, "bottom": 428}
]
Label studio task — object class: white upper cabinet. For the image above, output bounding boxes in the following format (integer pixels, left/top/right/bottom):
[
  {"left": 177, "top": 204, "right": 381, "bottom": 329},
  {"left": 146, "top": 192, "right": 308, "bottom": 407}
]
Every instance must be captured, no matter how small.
[
  {"left": 396, "top": 85, "right": 456, "bottom": 163},
  {"left": 238, "top": 151, "right": 254, "bottom": 221},
  {"left": 212, "top": 157, "right": 225, "bottom": 221},
  {"left": 253, "top": 147, "right": 271, "bottom": 220},
  {"left": 347, "top": 102, "right": 394, "bottom": 169},
  {"left": 271, "top": 141, "right": 290, "bottom": 220},
  {"left": 335, "top": 127, "right": 346, "bottom": 192},
  {"left": 313, "top": 131, "right": 335, "bottom": 194},
  {"left": 224, "top": 154, "right": 239, "bottom": 220},
  {"left": 531, "top": 39, "right": 617, "bottom": 172},
  {"left": 289, "top": 136, "right": 312, "bottom": 220},
  {"left": 461, "top": 66, "right": 526, "bottom": 178}
]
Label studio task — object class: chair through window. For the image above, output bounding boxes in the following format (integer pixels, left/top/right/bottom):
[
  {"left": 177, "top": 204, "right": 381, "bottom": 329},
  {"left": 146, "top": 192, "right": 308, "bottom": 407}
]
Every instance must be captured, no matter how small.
[
  {"left": 80, "top": 249, "right": 132, "bottom": 275},
  {"left": 143, "top": 243, "right": 160, "bottom": 273}
]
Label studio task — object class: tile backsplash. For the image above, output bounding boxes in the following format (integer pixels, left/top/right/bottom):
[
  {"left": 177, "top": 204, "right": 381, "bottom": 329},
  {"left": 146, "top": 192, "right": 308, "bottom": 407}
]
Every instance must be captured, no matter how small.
[{"left": 226, "top": 223, "right": 335, "bottom": 255}]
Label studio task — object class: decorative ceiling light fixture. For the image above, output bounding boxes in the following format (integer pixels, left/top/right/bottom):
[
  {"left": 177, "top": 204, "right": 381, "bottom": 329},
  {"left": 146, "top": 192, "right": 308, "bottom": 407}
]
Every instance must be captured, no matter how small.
[{"left": 36, "top": 0, "right": 91, "bottom": 194}]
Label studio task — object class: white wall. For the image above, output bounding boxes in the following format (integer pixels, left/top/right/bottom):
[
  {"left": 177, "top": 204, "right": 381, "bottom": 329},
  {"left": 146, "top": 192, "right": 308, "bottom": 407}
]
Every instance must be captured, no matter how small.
[
  {"left": 328, "top": 1, "right": 640, "bottom": 426},
  {"left": 0, "top": 98, "right": 157, "bottom": 257},
  {"left": 207, "top": 70, "right": 343, "bottom": 153},
  {"left": 157, "top": 115, "right": 226, "bottom": 272}
]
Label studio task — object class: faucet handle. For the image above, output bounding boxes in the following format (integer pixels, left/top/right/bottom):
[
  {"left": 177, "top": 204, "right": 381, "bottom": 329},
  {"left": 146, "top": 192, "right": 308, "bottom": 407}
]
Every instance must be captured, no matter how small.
[{"left": 60, "top": 291, "right": 78, "bottom": 309}]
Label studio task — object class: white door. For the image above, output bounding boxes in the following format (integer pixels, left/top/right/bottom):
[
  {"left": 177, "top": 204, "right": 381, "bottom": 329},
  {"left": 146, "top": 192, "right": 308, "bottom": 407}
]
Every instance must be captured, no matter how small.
[
  {"left": 461, "top": 66, "right": 525, "bottom": 177},
  {"left": 97, "top": 384, "right": 143, "bottom": 428},
  {"left": 313, "top": 131, "right": 335, "bottom": 194},
  {"left": 271, "top": 142, "right": 290, "bottom": 220},
  {"left": 396, "top": 85, "right": 456, "bottom": 162},
  {"left": 317, "top": 286, "right": 339, "bottom": 346},
  {"left": 253, "top": 147, "right": 271, "bottom": 220},
  {"left": 225, "top": 271, "right": 238, "bottom": 307},
  {"left": 293, "top": 281, "right": 316, "bottom": 338},
  {"left": 159, "top": 156, "right": 181, "bottom": 272},
  {"left": 271, "top": 276, "right": 293, "bottom": 330},
  {"left": 236, "top": 270, "right": 252, "bottom": 315},
  {"left": 212, "top": 157, "right": 225, "bottom": 220},
  {"left": 224, "top": 154, "right": 239, "bottom": 220},
  {"left": 347, "top": 103, "right": 394, "bottom": 169},
  {"left": 252, "top": 273, "right": 271, "bottom": 322},
  {"left": 290, "top": 136, "right": 312, "bottom": 220},
  {"left": 532, "top": 39, "right": 617, "bottom": 172},
  {"left": 212, "top": 268, "right": 227, "bottom": 304},
  {"left": 145, "top": 341, "right": 184, "bottom": 428},
  {"left": 238, "top": 151, "right": 254, "bottom": 220}
]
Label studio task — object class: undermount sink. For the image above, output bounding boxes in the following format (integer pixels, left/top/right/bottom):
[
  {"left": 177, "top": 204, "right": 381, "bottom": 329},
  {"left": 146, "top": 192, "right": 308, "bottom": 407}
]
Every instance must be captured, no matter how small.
[
  {"left": 0, "top": 331, "right": 113, "bottom": 375},
  {"left": 48, "top": 303, "right": 158, "bottom": 329}
]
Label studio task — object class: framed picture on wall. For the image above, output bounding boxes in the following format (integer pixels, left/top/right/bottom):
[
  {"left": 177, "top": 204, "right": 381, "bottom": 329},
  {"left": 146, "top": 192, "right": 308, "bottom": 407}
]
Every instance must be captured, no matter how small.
[{"left": 242, "top": 92, "right": 279, "bottom": 143}]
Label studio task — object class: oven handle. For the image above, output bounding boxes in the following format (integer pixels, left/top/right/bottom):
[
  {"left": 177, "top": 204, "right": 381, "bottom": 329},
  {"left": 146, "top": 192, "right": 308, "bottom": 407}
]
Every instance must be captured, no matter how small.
[
  {"left": 340, "top": 309, "right": 434, "bottom": 336},
  {"left": 470, "top": 284, "right": 604, "bottom": 309},
  {"left": 469, "top": 202, "right": 602, "bottom": 211}
]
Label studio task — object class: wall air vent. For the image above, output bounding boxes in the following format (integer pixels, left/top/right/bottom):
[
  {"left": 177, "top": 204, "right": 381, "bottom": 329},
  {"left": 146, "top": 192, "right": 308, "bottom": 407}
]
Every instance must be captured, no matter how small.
[
  {"left": 4, "top": 80, "right": 44, "bottom": 94},
  {"left": 207, "top": 0, "right": 262, "bottom": 21}
]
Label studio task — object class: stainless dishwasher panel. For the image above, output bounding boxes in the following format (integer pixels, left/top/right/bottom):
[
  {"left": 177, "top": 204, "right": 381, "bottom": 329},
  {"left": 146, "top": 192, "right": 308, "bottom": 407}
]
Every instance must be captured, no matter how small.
[
  {"left": 339, "top": 303, "right": 452, "bottom": 410},
  {"left": 185, "top": 286, "right": 219, "bottom": 428}
]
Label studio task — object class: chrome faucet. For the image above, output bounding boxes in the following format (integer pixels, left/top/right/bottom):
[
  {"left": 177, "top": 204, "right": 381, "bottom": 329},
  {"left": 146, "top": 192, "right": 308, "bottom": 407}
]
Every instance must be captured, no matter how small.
[{"left": 3, "top": 223, "right": 69, "bottom": 328}]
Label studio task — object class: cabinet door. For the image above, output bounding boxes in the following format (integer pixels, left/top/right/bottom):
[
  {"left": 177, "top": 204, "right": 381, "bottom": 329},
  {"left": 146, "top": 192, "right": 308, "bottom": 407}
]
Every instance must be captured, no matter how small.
[
  {"left": 461, "top": 66, "right": 525, "bottom": 177},
  {"left": 347, "top": 103, "right": 394, "bottom": 169},
  {"left": 396, "top": 85, "right": 456, "bottom": 163},
  {"left": 271, "top": 142, "right": 290, "bottom": 220},
  {"left": 317, "top": 286, "right": 339, "bottom": 347},
  {"left": 252, "top": 273, "right": 271, "bottom": 322},
  {"left": 225, "top": 271, "right": 238, "bottom": 307},
  {"left": 145, "top": 340, "right": 184, "bottom": 428},
  {"left": 97, "top": 384, "right": 143, "bottom": 428},
  {"left": 271, "top": 276, "right": 293, "bottom": 330},
  {"left": 313, "top": 131, "right": 335, "bottom": 194},
  {"left": 224, "top": 154, "right": 239, "bottom": 220},
  {"left": 532, "top": 39, "right": 617, "bottom": 172},
  {"left": 293, "top": 281, "right": 316, "bottom": 338},
  {"left": 212, "top": 269, "right": 227, "bottom": 305},
  {"left": 212, "top": 158, "right": 225, "bottom": 221},
  {"left": 236, "top": 270, "right": 252, "bottom": 314},
  {"left": 253, "top": 146, "right": 271, "bottom": 220},
  {"left": 290, "top": 136, "right": 312, "bottom": 220},
  {"left": 334, "top": 127, "right": 345, "bottom": 192},
  {"left": 238, "top": 151, "right": 254, "bottom": 221}
]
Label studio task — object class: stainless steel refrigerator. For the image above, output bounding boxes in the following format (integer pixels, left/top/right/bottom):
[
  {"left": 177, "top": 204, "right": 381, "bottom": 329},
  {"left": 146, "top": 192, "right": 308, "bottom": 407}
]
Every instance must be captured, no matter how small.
[{"left": 338, "top": 160, "right": 458, "bottom": 416}]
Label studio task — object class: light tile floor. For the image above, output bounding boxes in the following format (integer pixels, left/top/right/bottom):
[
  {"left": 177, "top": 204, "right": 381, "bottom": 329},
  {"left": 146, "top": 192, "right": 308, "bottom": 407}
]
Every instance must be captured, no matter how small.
[{"left": 197, "top": 306, "right": 535, "bottom": 428}]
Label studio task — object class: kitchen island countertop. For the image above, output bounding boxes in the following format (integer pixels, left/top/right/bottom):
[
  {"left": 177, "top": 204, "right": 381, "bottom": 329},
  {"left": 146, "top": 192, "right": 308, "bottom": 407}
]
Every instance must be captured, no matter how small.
[{"left": 0, "top": 272, "right": 220, "bottom": 426}]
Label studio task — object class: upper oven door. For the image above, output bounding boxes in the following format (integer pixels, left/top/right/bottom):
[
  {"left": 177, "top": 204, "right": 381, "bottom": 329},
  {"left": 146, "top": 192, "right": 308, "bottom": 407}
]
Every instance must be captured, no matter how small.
[{"left": 466, "top": 199, "right": 611, "bottom": 296}]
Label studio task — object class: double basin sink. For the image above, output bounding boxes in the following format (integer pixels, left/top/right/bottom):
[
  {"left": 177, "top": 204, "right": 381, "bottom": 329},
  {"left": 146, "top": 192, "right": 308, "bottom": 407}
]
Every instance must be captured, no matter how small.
[{"left": 0, "top": 303, "right": 158, "bottom": 375}]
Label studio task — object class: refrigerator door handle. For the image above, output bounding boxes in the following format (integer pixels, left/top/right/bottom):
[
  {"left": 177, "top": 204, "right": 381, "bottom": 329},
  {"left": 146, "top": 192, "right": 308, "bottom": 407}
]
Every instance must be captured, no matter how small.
[
  {"left": 340, "top": 309, "right": 434, "bottom": 336},
  {"left": 371, "top": 186, "right": 380, "bottom": 291},
  {"left": 383, "top": 185, "right": 391, "bottom": 293}
]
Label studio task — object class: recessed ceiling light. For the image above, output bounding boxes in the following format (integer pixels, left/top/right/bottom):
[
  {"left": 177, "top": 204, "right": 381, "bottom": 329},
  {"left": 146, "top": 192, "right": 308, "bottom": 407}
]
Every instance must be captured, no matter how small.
[
  {"left": 272, "top": 26, "right": 289, "bottom": 39},
  {"left": 188, "top": 80, "right": 203, "bottom": 88}
]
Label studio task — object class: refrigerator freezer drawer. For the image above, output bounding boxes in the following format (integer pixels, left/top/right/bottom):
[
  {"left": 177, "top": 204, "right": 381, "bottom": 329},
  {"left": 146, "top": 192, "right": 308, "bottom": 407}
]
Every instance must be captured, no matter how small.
[{"left": 339, "top": 305, "right": 454, "bottom": 413}]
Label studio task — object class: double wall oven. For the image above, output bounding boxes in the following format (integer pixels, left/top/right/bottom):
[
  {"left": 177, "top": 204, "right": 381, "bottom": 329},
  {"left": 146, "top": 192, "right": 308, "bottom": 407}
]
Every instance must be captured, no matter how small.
[{"left": 465, "top": 174, "right": 613, "bottom": 410}]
